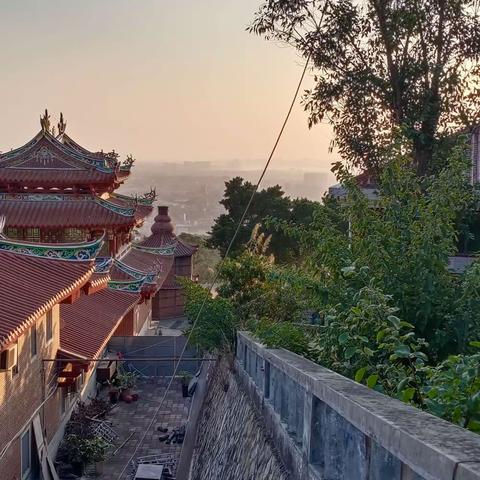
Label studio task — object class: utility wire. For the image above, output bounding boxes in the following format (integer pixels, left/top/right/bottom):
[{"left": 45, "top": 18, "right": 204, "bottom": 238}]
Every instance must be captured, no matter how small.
[{"left": 115, "top": 53, "right": 312, "bottom": 480}]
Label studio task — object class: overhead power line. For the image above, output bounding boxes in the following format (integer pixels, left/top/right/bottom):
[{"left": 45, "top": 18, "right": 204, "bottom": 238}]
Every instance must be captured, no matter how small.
[{"left": 115, "top": 52, "right": 312, "bottom": 480}]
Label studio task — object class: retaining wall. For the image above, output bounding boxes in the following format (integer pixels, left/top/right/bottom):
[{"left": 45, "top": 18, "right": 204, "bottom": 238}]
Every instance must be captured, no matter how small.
[
  {"left": 189, "top": 356, "right": 289, "bottom": 480},
  {"left": 237, "top": 331, "right": 480, "bottom": 480}
]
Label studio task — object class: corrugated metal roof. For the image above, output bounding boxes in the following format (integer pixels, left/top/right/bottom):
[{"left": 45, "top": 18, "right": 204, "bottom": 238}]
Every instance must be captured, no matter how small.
[
  {"left": 60, "top": 289, "right": 139, "bottom": 359},
  {"left": 0, "top": 250, "right": 94, "bottom": 348}
]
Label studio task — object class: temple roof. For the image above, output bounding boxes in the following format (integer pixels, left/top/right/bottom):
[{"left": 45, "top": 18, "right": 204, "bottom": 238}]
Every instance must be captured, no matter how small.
[
  {"left": 0, "top": 112, "right": 134, "bottom": 192},
  {"left": 0, "top": 130, "right": 117, "bottom": 188},
  {"left": 108, "top": 246, "right": 174, "bottom": 293},
  {"left": 137, "top": 206, "right": 197, "bottom": 257},
  {"left": 60, "top": 288, "right": 138, "bottom": 359},
  {"left": 0, "top": 193, "right": 150, "bottom": 229},
  {"left": 0, "top": 237, "right": 97, "bottom": 348}
]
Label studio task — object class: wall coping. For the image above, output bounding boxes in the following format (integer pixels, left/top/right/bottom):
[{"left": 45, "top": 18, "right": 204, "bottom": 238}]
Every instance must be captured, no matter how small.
[{"left": 238, "top": 331, "right": 480, "bottom": 480}]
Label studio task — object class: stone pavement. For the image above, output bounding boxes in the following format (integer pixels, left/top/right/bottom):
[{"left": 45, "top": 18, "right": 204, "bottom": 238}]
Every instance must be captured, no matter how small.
[{"left": 97, "top": 377, "right": 191, "bottom": 479}]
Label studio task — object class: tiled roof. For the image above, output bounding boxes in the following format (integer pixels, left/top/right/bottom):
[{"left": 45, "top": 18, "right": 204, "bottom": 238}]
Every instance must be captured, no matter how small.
[
  {"left": 0, "top": 195, "right": 137, "bottom": 229},
  {"left": 0, "top": 131, "right": 118, "bottom": 188},
  {"left": 111, "top": 248, "right": 174, "bottom": 290},
  {"left": 139, "top": 232, "right": 196, "bottom": 257},
  {"left": 107, "top": 194, "right": 153, "bottom": 222},
  {"left": 60, "top": 289, "right": 139, "bottom": 359},
  {"left": 0, "top": 250, "right": 94, "bottom": 348}
]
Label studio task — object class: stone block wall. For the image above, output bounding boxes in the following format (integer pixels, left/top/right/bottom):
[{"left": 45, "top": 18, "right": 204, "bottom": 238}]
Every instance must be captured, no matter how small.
[{"left": 189, "top": 357, "right": 289, "bottom": 480}]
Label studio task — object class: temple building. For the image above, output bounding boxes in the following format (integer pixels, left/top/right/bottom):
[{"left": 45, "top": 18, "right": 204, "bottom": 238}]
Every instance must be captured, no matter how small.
[
  {"left": 0, "top": 234, "right": 104, "bottom": 479},
  {"left": 0, "top": 110, "right": 154, "bottom": 256},
  {"left": 0, "top": 111, "right": 196, "bottom": 331}
]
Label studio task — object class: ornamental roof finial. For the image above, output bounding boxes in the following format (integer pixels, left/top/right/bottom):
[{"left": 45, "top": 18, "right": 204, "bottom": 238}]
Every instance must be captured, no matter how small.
[
  {"left": 58, "top": 112, "right": 67, "bottom": 135},
  {"left": 40, "top": 109, "right": 51, "bottom": 133}
]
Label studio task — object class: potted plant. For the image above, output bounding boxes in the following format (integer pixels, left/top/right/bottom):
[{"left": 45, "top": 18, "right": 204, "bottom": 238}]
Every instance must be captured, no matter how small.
[
  {"left": 62, "top": 434, "right": 108, "bottom": 476},
  {"left": 86, "top": 436, "right": 109, "bottom": 476},
  {"left": 108, "top": 378, "right": 120, "bottom": 404},
  {"left": 179, "top": 371, "right": 192, "bottom": 397},
  {"left": 115, "top": 370, "right": 138, "bottom": 401}
]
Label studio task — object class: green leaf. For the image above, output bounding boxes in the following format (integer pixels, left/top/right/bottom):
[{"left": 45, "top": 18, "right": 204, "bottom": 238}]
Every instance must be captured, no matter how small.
[
  {"left": 394, "top": 345, "right": 411, "bottom": 358},
  {"left": 376, "top": 329, "right": 387, "bottom": 342},
  {"left": 366, "top": 374, "right": 379, "bottom": 388},
  {"left": 363, "top": 347, "right": 375, "bottom": 357},
  {"left": 401, "top": 387, "right": 416, "bottom": 403},
  {"left": 344, "top": 346, "right": 357, "bottom": 360},
  {"left": 355, "top": 367, "right": 367, "bottom": 383},
  {"left": 387, "top": 315, "right": 401, "bottom": 329},
  {"left": 470, "top": 341, "right": 480, "bottom": 349},
  {"left": 338, "top": 332, "right": 349, "bottom": 345}
]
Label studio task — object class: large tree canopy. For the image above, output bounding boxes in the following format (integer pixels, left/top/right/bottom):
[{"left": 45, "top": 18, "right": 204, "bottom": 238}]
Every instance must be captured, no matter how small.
[
  {"left": 250, "top": 0, "right": 480, "bottom": 175},
  {"left": 207, "top": 176, "right": 318, "bottom": 262}
]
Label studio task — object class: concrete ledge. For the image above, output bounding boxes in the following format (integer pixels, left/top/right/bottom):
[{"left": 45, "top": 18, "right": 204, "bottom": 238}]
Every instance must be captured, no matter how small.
[{"left": 238, "top": 331, "right": 480, "bottom": 480}]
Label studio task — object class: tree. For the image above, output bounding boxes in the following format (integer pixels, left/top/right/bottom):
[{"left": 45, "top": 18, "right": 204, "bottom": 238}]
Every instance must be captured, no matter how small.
[
  {"left": 207, "top": 176, "right": 318, "bottom": 262},
  {"left": 250, "top": 0, "right": 480, "bottom": 175}
]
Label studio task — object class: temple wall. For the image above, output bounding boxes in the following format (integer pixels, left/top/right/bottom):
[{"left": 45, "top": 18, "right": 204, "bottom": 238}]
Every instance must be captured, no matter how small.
[
  {"left": 0, "top": 305, "right": 60, "bottom": 480},
  {"left": 154, "top": 289, "right": 185, "bottom": 320},
  {"left": 134, "top": 298, "right": 152, "bottom": 335},
  {"left": 113, "top": 310, "right": 134, "bottom": 336}
]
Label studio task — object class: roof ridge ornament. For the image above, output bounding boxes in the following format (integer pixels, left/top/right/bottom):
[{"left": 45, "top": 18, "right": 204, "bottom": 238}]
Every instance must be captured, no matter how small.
[
  {"left": 120, "top": 154, "right": 135, "bottom": 171},
  {"left": 40, "top": 109, "right": 51, "bottom": 133},
  {"left": 58, "top": 112, "right": 67, "bottom": 135}
]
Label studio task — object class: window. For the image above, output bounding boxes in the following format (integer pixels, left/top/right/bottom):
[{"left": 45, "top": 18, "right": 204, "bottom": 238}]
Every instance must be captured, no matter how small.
[
  {"left": 5, "top": 227, "right": 21, "bottom": 239},
  {"left": 63, "top": 228, "right": 85, "bottom": 243},
  {"left": 24, "top": 228, "right": 40, "bottom": 242},
  {"left": 30, "top": 324, "right": 37, "bottom": 358},
  {"left": 45, "top": 310, "right": 53, "bottom": 343},
  {"left": 21, "top": 427, "right": 31, "bottom": 479}
]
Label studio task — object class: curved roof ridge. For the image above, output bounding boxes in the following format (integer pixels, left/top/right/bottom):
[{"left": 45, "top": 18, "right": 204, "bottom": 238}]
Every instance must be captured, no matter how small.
[
  {"left": 0, "top": 234, "right": 104, "bottom": 261},
  {"left": 0, "top": 130, "right": 117, "bottom": 174}
]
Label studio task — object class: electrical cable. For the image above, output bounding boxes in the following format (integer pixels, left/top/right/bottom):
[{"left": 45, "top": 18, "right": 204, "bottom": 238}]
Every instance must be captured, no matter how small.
[{"left": 114, "top": 52, "right": 312, "bottom": 480}]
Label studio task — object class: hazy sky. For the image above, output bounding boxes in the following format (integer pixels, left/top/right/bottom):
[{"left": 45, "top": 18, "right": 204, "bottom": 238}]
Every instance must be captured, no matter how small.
[{"left": 0, "top": 1, "right": 337, "bottom": 171}]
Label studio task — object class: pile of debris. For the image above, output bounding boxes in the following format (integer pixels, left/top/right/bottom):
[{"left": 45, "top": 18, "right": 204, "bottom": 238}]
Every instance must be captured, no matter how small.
[{"left": 157, "top": 424, "right": 186, "bottom": 445}]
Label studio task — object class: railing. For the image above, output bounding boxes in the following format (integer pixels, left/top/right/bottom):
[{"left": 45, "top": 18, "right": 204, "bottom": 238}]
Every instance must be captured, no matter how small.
[{"left": 236, "top": 331, "right": 480, "bottom": 480}]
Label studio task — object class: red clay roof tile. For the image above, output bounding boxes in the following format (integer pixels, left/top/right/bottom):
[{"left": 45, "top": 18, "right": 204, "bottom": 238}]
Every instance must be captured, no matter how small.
[
  {"left": 0, "top": 250, "right": 94, "bottom": 348},
  {"left": 60, "top": 289, "right": 139, "bottom": 359}
]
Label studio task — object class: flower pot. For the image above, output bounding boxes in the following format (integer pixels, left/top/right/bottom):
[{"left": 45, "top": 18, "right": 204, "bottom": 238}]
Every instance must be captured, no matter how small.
[
  {"left": 95, "top": 461, "right": 104, "bottom": 476},
  {"left": 182, "top": 384, "right": 189, "bottom": 398},
  {"left": 108, "top": 389, "right": 119, "bottom": 404},
  {"left": 120, "top": 388, "right": 132, "bottom": 401}
]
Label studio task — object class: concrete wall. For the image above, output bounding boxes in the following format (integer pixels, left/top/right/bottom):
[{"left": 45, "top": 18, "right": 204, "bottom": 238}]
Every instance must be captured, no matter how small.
[
  {"left": 237, "top": 331, "right": 480, "bottom": 480},
  {"left": 189, "top": 357, "right": 289, "bottom": 480}
]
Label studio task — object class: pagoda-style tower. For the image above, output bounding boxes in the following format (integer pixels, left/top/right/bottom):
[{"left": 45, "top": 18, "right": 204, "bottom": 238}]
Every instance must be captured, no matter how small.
[
  {"left": 0, "top": 111, "right": 155, "bottom": 255},
  {"left": 137, "top": 206, "right": 197, "bottom": 320}
]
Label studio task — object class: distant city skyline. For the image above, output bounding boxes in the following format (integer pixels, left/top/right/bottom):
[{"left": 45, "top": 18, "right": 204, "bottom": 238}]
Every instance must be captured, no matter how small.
[{"left": 0, "top": 0, "right": 337, "bottom": 173}]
